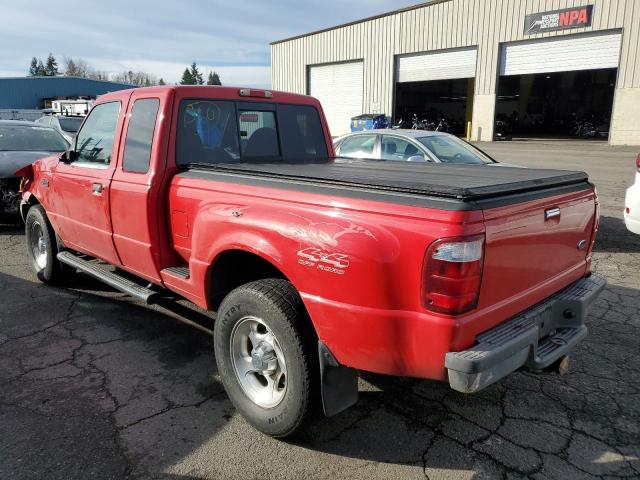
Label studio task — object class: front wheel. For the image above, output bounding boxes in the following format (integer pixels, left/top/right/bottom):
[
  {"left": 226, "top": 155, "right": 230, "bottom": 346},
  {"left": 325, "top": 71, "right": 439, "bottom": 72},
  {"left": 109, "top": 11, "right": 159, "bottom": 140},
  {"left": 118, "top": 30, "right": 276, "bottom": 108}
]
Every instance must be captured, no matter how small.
[
  {"left": 25, "top": 205, "right": 74, "bottom": 284},
  {"left": 214, "top": 279, "right": 318, "bottom": 437}
]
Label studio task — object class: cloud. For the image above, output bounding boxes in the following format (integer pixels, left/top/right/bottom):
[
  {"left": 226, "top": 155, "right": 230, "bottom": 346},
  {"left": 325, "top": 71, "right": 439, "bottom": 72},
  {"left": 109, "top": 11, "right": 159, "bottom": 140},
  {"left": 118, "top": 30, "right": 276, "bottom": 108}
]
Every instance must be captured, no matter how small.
[
  {"left": 91, "top": 59, "right": 271, "bottom": 88},
  {"left": 0, "top": 0, "right": 418, "bottom": 86}
]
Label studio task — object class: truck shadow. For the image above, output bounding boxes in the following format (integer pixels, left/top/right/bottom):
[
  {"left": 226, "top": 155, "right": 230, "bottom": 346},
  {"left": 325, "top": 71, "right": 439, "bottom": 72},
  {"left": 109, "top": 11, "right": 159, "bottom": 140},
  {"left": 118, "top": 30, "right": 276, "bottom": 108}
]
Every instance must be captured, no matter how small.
[
  {"left": 594, "top": 215, "right": 640, "bottom": 253},
  {"left": 1, "top": 270, "right": 638, "bottom": 478}
]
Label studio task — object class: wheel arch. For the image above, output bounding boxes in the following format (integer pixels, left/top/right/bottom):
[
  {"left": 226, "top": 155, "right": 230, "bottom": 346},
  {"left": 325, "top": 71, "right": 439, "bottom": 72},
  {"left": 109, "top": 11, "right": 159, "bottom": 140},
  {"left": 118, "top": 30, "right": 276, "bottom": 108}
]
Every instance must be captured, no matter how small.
[
  {"left": 20, "top": 191, "right": 40, "bottom": 222},
  {"left": 206, "top": 248, "right": 300, "bottom": 312}
]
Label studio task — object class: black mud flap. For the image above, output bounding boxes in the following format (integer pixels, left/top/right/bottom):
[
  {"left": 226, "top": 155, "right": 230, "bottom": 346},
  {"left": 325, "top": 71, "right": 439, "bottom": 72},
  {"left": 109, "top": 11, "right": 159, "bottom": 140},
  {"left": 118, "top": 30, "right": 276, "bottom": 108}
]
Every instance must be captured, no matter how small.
[{"left": 318, "top": 341, "right": 358, "bottom": 417}]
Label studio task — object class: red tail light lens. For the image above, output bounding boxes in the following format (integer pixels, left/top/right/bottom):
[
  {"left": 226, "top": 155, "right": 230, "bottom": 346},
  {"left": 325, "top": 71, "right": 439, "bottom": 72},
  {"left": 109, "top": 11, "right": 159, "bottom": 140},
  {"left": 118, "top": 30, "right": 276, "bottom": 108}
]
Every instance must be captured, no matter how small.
[
  {"left": 636, "top": 153, "right": 640, "bottom": 172},
  {"left": 422, "top": 235, "right": 484, "bottom": 315}
]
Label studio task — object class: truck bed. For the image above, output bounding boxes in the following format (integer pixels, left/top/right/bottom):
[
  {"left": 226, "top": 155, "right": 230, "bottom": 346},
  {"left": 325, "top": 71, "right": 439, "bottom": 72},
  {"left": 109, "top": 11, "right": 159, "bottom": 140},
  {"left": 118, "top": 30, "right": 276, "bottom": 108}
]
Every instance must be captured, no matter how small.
[{"left": 180, "top": 160, "right": 589, "bottom": 202}]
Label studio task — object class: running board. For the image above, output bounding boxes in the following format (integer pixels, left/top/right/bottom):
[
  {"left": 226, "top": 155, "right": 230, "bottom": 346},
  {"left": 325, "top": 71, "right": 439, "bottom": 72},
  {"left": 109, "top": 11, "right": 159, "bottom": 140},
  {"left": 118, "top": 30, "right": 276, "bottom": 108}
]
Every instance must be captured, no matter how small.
[{"left": 57, "top": 252, "right": 160, "bottom": 304}]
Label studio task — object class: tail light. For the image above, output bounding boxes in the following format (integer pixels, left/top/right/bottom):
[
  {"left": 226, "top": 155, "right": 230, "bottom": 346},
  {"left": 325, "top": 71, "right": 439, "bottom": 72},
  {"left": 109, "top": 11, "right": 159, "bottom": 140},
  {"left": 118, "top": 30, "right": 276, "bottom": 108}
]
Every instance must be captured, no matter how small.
[
  {"left": 585, "top": 187, "right": 600, "bottom": 274},
  {"left": 422, "top": 235, "right": 485, "bottom": 315},
  {"left": 636, "top": 153, "right": 640, "bottom": 172}
]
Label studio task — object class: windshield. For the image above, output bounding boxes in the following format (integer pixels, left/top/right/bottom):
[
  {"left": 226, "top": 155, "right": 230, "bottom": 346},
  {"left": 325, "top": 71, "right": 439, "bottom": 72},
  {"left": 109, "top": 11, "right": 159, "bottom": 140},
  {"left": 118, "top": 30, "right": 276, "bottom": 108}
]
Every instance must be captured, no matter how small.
[
  {"left": 58, "top": 117, "right": 83, "bottom": 133},
  {"left": 0, "top": 125, "right": 69, "bottom": 152},
  {"left": 176, "top": 100, "right": 328, "bottom": 166},
  {"left": 417, "top": 135, "right": 494, "bottom": 165}
]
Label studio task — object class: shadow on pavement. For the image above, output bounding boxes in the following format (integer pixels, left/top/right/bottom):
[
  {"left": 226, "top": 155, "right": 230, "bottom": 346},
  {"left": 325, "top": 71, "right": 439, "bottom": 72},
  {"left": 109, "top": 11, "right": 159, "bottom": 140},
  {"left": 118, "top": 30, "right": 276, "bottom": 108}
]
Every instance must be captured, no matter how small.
[
  {"left": 594, "top": 216, "right": 640, "bottom": 253},
  {"left": 1, "top": 147, "right": 638, "bottom": 478},
  {"left": 1, "top": 266, "right": 638, "bottom": 478}
]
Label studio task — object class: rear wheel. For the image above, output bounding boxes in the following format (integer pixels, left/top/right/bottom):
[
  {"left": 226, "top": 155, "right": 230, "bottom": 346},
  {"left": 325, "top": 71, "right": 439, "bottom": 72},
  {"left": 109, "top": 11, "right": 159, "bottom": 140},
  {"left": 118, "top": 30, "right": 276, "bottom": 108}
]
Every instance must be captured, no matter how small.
[
  {"left": 25, "top": 205, "right": 74, "bottom": 284},
  {"left": 214, "top": 278, "right": 318, "bottom": 437}
]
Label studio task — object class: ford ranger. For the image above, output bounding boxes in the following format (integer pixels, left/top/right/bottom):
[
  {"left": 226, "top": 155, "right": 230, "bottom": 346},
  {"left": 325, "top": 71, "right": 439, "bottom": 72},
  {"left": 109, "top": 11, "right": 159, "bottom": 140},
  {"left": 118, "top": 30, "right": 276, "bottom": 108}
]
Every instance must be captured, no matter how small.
[{"left": 18, "top": 86, "right": 605, "bottom": 437}]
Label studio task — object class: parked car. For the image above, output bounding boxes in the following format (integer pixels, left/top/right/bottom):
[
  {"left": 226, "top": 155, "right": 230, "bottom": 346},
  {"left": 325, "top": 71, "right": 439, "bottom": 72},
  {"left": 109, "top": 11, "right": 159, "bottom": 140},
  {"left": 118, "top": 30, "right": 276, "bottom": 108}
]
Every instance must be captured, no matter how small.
[
  {"left": 35, "top": 114, "right": 84, "bottom": 143},
  {"left": 624, "top": 153, "right": 640, "bottom": 235},
  {"left": 0, "top": 120, "right": 68, "bottom": 220},
  {"left": 334, "top": 129, "right": 497, "bottom": 165},
  {"left": 19, "top": 86, "right": 604, "bottom": 438}
]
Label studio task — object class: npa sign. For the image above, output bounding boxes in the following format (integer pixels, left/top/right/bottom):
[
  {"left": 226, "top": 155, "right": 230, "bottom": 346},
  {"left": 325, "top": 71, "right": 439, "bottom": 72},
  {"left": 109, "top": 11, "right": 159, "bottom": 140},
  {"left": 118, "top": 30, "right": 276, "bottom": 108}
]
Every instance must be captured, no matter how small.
[{"left": 524, "top": 5, "right": 593, "bottom": 35}]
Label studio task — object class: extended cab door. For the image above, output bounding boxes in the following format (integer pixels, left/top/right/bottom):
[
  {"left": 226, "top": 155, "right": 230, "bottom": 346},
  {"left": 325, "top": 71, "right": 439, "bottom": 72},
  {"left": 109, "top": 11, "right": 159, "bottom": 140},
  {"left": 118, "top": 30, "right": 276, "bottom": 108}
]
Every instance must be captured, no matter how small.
[
  {"left": 109, "top": 88, "right": 175, "bottom": 283},
  {"left": 50, "top": 100, "right": 126, "bottom": 264}
]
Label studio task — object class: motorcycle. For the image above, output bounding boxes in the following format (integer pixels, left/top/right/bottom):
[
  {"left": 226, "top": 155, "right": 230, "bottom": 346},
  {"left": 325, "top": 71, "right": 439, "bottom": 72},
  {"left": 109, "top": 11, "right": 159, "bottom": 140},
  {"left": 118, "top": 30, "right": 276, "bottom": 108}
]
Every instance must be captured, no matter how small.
[{"left": 434, "top": 118, "right": 450, "bottom": 133}]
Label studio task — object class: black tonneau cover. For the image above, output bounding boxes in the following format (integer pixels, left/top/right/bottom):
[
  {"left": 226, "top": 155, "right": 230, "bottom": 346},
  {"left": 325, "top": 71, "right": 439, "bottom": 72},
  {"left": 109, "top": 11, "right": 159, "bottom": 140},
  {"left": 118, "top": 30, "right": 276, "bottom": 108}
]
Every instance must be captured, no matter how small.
[{"left": 188, "top": 160, "right": 589, "bottom": 201}]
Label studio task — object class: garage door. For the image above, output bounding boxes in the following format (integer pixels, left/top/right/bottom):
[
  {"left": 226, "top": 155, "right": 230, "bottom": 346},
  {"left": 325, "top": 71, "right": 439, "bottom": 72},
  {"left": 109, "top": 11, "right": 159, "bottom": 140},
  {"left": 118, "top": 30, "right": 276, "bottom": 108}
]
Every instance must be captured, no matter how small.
[
  {"left": 500, "top": 31, "right": 622, "bottom": 76},
  {"left": 308, "top": 61, "right": 363, "bottom": 136},
  {"left": 396, "top": 47, "right": 477, "bottom": 83}
]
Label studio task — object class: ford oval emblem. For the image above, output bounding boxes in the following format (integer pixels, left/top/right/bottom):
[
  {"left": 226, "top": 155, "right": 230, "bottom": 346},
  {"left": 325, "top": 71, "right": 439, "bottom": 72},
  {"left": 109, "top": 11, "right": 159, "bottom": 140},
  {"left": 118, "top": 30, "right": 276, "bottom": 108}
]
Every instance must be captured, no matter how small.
[{"left": 577, "top": 240, "right": 587, "bottom": 250}]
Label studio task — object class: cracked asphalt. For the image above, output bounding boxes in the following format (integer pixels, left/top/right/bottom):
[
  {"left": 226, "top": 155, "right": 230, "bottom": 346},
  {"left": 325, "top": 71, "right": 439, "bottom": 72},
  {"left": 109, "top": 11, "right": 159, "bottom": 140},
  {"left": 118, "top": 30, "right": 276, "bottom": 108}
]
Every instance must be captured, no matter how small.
[{"left": 1, "top": 141, "right": 639, "bottom": 480}]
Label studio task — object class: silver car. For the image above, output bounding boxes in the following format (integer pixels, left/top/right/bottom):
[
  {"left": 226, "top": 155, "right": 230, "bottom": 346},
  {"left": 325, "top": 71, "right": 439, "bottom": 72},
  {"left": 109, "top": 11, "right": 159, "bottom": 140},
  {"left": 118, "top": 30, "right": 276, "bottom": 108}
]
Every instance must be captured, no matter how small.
[
  {"left": 35, "top": 115, "right": 84, "bottom": 143},
  {"left": 333, "top": 129, "right": 497, "bottom": 165}
]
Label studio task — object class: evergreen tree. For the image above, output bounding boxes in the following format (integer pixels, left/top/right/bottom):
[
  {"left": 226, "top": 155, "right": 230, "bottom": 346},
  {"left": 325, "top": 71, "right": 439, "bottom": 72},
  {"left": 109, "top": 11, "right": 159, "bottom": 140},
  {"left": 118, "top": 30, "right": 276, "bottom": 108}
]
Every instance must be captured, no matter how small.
[
  {"left": 36, "top": 59, "right": 46, "bottom": 76},
  {"left": 29, "top": 57, "right": 38, "bottom": 76},
  {"left": 207, "top": 71, "right": 221, "bottom": 85},
  {"left": 189, "top": 62, "right": 204, "bottom": 85},
  {"left": 45, "top": 53, "right": 59, "bottom": 76},
  {"left": 180, "top": 68, "right": 194, "bottom": 85},
  {"left": 158, "top": 78, "right": 166, "bottom": 85}
]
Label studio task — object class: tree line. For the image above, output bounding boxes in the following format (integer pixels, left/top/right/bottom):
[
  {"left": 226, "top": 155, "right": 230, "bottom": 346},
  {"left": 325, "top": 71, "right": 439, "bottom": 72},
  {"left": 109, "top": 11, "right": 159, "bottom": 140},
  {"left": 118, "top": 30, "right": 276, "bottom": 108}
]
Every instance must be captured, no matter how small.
[
  {"left": 28, "top": 55, "right": 222, "bottom": 87},
  {"left": 179, "top": 62, "right": 221, "bottom": 85}
]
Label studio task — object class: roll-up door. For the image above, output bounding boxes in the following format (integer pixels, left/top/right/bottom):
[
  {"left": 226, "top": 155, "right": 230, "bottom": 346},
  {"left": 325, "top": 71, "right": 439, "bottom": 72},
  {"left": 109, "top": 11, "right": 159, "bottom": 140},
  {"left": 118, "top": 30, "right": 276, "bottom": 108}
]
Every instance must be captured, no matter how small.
[
  {"left": 500, "top": 31, "right": 622, "bottom": 76},
  {"left": 396, "top": 47, "right": 477, "bottom": 83},
  {"left": 308, "top": 61, "right": 363, "bottom": 136}
]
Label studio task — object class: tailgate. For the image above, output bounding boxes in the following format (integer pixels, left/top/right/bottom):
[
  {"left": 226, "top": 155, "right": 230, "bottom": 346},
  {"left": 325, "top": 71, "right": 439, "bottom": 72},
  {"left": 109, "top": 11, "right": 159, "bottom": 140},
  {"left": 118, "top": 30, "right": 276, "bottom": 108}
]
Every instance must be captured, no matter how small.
[{"left": 477, "top": 185, "right": 596, "bottom": 310}]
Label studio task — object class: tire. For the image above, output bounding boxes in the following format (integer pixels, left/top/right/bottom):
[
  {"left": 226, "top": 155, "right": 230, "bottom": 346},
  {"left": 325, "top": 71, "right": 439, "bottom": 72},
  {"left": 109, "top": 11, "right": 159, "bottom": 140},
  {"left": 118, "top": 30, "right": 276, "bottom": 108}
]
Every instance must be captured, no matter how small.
[
  {"left": 214, "top": 278, "right": 318, "bottom": 438},
  {"left": 25, "top": 205, "right": 74, "bottom": 284}
]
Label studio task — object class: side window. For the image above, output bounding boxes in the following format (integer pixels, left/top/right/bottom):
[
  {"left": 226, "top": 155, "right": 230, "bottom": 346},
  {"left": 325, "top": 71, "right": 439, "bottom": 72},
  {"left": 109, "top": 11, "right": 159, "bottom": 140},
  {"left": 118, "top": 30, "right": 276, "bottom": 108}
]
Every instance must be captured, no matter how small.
[
  {"left": 238, "top": 110, "right": 279, "bottom": 158},
  {"left": 381, "top": 136, "right": 424, "bottom": 161},
  {"left": 74, "top": 101, "right": 120, "bottom": 165},
  {"left": 123, "top": 99, "right": 160, "bottom": 173},
  {"left": 337, "top": 135, "right": 376, "bottom": 159},
  {"left": 176, "top": 100, "right": 240, "bottom": 165}
]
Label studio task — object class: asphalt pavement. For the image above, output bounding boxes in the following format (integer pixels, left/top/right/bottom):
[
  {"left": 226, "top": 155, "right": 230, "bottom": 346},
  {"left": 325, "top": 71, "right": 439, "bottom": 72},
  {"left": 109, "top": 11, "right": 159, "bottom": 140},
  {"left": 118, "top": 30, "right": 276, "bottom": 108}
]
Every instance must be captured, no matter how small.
[{"left": 1, "top": 140, "right": 639, "bottom": 479}]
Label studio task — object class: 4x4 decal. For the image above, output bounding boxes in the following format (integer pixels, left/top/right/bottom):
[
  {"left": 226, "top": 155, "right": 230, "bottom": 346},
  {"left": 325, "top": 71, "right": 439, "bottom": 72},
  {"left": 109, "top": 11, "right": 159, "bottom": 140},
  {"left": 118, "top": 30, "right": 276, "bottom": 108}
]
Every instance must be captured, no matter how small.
[{"left": 297, "top": 247, "right": 350, "bottom": 275}]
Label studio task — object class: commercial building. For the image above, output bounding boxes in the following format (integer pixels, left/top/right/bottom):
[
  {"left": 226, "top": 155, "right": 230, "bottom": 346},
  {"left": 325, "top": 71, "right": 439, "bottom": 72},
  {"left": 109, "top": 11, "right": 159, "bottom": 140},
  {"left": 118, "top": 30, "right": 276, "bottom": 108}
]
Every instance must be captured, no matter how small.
[
  {"left": 271, "top": 0, "right": 640, "bottom": 145},
  {"left": 0, "top": 76, "right": 132, "bottom": 110}
]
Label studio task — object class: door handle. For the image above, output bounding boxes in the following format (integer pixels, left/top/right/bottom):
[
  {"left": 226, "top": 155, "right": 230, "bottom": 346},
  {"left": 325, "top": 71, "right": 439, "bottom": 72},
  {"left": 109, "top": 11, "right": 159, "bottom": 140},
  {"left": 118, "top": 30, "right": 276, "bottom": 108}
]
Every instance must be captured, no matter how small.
[
  {"left": 92, "top": 183, "right": 103, "bottom": 194},
  {"left": 545, "top": 207, "right": 560, "bottom": 220}
]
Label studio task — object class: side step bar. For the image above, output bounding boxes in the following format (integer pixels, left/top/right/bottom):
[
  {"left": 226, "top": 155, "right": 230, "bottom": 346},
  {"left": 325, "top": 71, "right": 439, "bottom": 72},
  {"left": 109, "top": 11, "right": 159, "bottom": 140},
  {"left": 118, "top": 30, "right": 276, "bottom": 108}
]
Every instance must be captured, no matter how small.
[{"left": 57, "top": 251, "right": 160, "bottom": 304}]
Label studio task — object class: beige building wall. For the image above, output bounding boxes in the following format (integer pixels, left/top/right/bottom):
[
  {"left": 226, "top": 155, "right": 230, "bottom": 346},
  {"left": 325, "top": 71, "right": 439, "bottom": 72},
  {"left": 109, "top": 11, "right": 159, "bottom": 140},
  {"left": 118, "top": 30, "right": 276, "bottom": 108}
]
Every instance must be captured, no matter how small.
[{"left": 272, "top": 0, "right": 640, "bottom": 145}]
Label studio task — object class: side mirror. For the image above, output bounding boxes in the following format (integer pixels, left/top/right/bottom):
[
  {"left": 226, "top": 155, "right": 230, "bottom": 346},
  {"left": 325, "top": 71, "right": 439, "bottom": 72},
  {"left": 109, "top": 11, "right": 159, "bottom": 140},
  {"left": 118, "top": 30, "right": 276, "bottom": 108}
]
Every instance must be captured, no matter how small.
[
  {"left": 60, "top": 150, "right": 77, "bottom": 164},
  {"left": 407, "top": 155, "right": 426, "bottom": 162}
]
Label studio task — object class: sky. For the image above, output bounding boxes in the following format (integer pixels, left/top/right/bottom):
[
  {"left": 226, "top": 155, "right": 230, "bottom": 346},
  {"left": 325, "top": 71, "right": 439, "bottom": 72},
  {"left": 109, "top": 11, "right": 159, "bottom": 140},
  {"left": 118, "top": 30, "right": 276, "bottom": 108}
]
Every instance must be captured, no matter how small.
[{"left": 2, "top": 0, "right": 420, "bottom": 87}]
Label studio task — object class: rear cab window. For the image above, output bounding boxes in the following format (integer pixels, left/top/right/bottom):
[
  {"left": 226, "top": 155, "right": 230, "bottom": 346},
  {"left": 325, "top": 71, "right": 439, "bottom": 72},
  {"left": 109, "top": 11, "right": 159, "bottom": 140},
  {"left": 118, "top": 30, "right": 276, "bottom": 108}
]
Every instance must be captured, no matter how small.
[
  {"left": 176, "top": 100, "right": 327, "bottom": 166},
  {"left": 123, "top": 98, "right": 160, "bottom": 173}
]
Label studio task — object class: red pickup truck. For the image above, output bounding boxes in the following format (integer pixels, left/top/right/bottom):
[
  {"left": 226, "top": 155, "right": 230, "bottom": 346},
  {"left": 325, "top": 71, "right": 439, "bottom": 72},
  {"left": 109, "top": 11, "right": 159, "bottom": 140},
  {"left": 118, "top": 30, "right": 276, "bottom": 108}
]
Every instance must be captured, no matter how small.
[{"left": 19, "top": 86, "right": 605, "bottom": 437}]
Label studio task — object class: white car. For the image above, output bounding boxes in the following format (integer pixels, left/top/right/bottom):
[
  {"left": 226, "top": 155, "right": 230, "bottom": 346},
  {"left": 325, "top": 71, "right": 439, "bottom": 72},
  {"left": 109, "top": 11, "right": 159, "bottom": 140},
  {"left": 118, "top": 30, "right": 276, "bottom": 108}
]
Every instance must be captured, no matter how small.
[{"left": 624, "top": 154, "right": 640, "bottom": 235}]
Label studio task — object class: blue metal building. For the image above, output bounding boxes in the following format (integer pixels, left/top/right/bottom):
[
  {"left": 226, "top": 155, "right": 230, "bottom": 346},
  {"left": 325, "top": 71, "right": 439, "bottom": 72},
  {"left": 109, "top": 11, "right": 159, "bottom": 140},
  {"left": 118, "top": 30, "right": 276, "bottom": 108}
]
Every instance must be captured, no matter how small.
[{"left": 0, "top": 76, "right": 133, "bottom": 109}]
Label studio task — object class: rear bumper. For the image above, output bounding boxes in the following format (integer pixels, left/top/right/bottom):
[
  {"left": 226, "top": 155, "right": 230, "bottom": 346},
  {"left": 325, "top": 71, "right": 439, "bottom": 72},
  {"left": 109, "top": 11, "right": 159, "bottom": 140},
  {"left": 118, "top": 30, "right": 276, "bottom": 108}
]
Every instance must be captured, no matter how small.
[{"left": 445, "top": 274, "right": 606, "bottom": 393}]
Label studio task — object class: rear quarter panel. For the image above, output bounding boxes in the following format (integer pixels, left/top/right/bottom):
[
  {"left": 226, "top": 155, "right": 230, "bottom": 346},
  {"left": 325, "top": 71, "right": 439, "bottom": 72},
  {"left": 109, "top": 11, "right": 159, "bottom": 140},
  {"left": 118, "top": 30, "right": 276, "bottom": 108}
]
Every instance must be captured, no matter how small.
[{"left": 169, "top": 175, "right": 485, "bottom": 378}]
